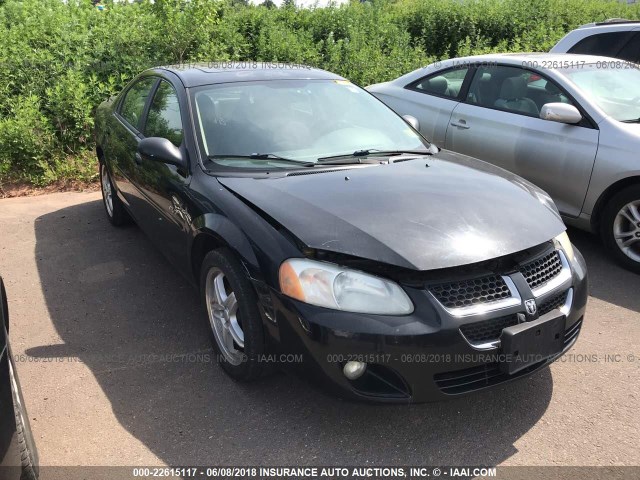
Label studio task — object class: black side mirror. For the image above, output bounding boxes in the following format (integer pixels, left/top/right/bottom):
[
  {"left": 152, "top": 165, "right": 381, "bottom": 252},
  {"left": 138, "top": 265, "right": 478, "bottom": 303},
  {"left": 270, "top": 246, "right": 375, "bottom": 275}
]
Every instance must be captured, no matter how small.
[{"left": 138, "top": 137, "right": 185, "bottom": 167}]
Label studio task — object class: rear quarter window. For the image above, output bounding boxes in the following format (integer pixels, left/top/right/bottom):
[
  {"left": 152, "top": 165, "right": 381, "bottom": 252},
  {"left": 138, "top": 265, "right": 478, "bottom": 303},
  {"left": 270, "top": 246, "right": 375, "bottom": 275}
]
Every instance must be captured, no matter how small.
[
  {"left": 616, "top": 32, "right": 640, "bottom": 63},
  {"left": 568, "top": 31, "right": 636, "bottom": 58},
  {"left": 408, "top": 67, "right": 469, "bottom": 99}
]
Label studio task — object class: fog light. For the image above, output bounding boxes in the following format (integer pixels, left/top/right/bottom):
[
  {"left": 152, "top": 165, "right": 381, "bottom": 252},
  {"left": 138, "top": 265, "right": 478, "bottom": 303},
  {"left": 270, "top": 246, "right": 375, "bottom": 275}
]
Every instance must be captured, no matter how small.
[{"left": 343, "top": 361, "right": 367, "bottom": 380}]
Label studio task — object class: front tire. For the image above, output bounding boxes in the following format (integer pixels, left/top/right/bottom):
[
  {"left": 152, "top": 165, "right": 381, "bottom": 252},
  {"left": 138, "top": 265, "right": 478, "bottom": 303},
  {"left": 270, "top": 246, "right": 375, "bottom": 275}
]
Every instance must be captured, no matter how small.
[
  {"left": 200, "top": 248, "right": 265, "bottom": 381},
  {"left": 601, "top": 185, "right": 640, "bottom": 274},
  {"left": 100, "top": 162, "right": 130, "bottom": 227},
  {"left": 9, "top": 362, "right": 37, "bottom": 480}
]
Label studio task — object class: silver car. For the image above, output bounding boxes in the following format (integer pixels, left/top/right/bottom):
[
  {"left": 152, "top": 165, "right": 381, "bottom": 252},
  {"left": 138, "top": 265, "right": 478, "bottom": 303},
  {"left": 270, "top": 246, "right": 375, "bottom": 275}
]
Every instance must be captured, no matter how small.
[{"left": 367, "top": 53, "right": 640, "bottom": 273}]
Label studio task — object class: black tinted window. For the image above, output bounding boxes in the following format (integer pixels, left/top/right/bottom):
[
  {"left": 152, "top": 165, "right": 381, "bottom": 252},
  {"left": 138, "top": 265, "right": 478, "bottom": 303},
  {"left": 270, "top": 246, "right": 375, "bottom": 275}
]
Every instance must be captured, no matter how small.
[
  {"left": 120, "top": 77, "right": 156, "bottom": 129},
  {"left": 616, "top": 32, "right": 640, "bottom": 63},
  {"left": 409, "top": 68, "right": 468, "bottom": 99},
  {"left": 568, "top": 31, "right": 635, "bottom": 57},
  {"left": 145, "top": 81, "right": 183, "bottom": 146}
]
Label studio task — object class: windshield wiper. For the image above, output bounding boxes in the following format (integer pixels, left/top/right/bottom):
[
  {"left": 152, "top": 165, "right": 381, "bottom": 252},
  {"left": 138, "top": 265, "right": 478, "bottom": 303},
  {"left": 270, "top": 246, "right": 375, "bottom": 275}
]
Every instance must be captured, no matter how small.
[
  {"left": 316, "top": 149, "right": 432, "bottom": 164},
  {"left": 208, "top": 153, "right": 314, "bottom": 166},
  {"left": 621, "top": 118, "right": 640, "bottom": 124}
]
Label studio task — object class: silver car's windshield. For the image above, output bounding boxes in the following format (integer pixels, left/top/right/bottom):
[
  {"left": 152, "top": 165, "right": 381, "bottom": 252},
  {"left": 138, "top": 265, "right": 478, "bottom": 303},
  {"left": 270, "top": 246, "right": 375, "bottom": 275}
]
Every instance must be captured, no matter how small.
[
  {"left": 192, "top": 79, "right": 429, "bottom": 169},
  {"left": 559, "top": 65, "right": 640, "bottom": 122}
]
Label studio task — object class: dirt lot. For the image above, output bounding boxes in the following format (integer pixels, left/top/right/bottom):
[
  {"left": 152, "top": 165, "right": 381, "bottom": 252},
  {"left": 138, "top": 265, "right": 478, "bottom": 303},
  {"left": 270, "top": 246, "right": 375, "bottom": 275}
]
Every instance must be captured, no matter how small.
[{"left": 0, "top": 191, "right": 638, "bottom": 468}]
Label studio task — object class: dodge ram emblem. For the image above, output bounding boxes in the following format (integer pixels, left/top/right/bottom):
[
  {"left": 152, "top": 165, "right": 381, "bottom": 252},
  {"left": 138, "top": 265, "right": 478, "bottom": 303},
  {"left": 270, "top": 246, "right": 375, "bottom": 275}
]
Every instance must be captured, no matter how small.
[{"left": 525, "top": 299, "right": 537, "bottom": 316}]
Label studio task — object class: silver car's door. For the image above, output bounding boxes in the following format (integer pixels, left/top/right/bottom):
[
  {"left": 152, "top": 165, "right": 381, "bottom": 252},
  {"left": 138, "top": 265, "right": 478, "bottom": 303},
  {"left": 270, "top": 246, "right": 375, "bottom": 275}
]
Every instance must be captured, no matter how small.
[
  {"left": 445, "top": 65, "right": 599, "bottom": 218},
  {"left": 376, "top": 66, "right": 471, "bottom": 146}
]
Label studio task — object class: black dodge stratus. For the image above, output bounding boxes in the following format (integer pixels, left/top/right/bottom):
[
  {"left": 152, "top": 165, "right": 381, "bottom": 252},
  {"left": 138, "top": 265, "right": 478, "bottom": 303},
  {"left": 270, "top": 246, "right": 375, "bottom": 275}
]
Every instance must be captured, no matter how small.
[{"left": 95, "top": 63, "right": 587, "bottom": 402}]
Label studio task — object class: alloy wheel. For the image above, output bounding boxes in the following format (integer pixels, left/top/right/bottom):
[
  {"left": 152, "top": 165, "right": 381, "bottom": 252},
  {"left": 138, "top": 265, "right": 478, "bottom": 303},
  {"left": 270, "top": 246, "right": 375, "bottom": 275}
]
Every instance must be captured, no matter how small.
[
  {"left": 101, "top": 164, "right": 114, "bottom": 217},
  {"left": 205, "top": 267, "right": 245, "bottom": 365},
  {"left": 613, "top": 199, "right": 640, "bottom": 263}
]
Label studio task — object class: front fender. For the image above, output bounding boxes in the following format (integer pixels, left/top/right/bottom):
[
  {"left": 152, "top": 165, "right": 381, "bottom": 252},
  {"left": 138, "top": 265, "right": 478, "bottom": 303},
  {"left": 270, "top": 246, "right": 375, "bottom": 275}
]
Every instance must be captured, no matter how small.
[
  {"left": 192, "top": 213, "right": 260, "bottom": 269},
  {"left": 188, "top": 174, "right": 305, "bottom": 289},
  {"left": 190, "top": 206, "right": 302, "bottom": 289}
]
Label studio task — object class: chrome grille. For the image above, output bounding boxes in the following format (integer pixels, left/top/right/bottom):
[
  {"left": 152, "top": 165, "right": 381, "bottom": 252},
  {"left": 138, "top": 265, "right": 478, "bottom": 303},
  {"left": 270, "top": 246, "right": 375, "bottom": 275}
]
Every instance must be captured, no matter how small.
[
  {"left": 538, "top": 290, "right": 569, "bottom": 316},
  {"left": 429, "top": 275, "right": 511, "bottom": 309},
  {"left": 519, "top": 250, "right": 563, "bottom": 290},
  {"left": 459, "top": 314, "right": 518, "bottom": 344},
  {"left": 437, "top": 316, "right": 584, "bottom": 395}
]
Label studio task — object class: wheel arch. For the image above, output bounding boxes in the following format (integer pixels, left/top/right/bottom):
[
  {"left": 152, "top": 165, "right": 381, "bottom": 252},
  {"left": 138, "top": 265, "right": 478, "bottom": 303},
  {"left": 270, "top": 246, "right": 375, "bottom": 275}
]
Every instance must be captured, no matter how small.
[
  {"left": 591, "top": 175, "right": 640, "bottom": 230},
  {"left": 190, "top": 214, "right": 260, "bottom": 287},
  {"left": 0, "top": 277, "right": 8, "bottom": 334}
]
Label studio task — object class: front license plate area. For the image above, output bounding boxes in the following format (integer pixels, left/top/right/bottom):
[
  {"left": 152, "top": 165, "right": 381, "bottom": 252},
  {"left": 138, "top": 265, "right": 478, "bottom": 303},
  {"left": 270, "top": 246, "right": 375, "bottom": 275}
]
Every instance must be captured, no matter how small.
[{"left": 500, "top": 313, "right": 565, "bottom": 375}]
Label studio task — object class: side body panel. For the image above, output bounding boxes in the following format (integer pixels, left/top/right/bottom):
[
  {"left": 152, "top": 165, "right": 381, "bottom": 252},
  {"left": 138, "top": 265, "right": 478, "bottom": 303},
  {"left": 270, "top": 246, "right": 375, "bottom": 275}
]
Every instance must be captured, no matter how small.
[
  {"left": 369, "top": 87, "right": 459, "bottom": 146},
  {"left": 445, "top": 103, "right": 599, "bottom": 217}
]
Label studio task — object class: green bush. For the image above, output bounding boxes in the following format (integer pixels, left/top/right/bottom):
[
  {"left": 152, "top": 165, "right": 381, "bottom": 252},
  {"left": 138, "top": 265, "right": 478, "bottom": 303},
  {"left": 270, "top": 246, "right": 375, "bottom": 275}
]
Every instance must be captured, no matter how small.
[
  {"left": 45, "top": 69, "right": 95, "bottom": 153},
  {"left": 0, "top": 0, "right": 639, "bottom": 186},
  {"left": 0, "top": 95, "right": 56, "bottom": 185}
]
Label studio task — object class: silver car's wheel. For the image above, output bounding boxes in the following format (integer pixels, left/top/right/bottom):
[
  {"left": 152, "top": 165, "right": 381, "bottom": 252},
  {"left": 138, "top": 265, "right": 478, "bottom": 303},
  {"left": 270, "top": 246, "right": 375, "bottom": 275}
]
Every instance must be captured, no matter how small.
[
  {"left": 205, "top": 267, "right": 245, "bottom": 366},
  {"left": 602, "top": 185, "right": 640, "bottom": 274},
  {"left": 100, "top": 163, "right": 113, "bottom": 218},
  {"left": 613, "top": 200, "right": 640, "bottom": 263}
]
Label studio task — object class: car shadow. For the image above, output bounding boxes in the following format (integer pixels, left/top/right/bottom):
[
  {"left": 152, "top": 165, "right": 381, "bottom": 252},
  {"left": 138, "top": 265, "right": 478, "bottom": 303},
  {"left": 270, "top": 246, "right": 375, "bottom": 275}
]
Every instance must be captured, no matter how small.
[
  {"left": 568, "top": 227, "right": 640, "bottom": 313},
  {"left": 27, "top": 199, "right": 553, "bottom": 465}
]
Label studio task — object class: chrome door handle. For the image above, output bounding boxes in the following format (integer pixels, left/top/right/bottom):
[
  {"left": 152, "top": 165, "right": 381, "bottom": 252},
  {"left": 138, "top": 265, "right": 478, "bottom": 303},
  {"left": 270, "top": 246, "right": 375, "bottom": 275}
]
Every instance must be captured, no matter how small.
[{"left": 450, "top": 121, "right": 470, "bottom": 130}]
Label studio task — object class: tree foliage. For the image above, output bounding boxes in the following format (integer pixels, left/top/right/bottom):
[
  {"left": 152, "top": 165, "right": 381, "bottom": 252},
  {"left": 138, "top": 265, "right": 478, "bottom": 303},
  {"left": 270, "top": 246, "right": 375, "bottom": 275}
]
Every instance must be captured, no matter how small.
[{"left": 1, "top": 0, "right": 638, "bottom": 185}]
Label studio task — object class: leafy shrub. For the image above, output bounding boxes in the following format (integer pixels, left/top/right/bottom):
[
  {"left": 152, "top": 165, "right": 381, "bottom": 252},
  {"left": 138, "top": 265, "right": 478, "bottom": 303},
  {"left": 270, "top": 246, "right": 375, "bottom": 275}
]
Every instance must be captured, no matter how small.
[
  {"left": 0, "top": 95, "right": 56, "bottom": 185},
  {"left": 45, "top": 69, "right": 95, "bottom": 154},
  {"left": 0, "top": 0, "right": 639, "bottom": 185}
]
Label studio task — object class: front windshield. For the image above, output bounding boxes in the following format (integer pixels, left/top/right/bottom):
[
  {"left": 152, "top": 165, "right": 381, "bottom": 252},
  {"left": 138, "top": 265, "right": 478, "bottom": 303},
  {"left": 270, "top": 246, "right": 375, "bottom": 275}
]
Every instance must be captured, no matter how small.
[
  {"left": 559, "top": 65, "right": 640, "bottom": 122},
  {"left": 191, "top": 79, "right": 429, "bottom": 169}
]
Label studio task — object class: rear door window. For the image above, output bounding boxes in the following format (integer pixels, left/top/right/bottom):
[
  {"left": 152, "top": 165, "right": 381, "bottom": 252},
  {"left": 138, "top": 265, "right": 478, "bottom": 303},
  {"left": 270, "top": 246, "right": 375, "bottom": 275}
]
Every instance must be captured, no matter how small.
[{"left": 119, "top": 77, "right": 157, "bottom": 130}]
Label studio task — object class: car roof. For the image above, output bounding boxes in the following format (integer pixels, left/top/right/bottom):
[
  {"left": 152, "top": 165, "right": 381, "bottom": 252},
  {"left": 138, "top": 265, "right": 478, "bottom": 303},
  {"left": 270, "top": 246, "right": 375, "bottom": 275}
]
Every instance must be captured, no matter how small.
[
  {"left": 152, "top": 62, "right": 344, "bottom": 87},
  {"left": 388, "top": 52, "right": 624, "bottom": 87},
  {"left": 434, "top": 52, "right": 625, "bottom": 68},
  {"left": 579, "top": 18, "right": 640, "bottom": 29}
]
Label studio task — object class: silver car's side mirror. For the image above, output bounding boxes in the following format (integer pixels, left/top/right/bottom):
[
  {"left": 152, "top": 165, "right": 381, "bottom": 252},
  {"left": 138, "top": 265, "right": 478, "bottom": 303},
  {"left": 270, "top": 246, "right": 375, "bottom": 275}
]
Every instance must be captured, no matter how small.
[
  {"left": 540, "top": 103, "right": 582, "bottom": 124},
  {"left": 402, "top": 115, "right": 420, "bottom": 131}
]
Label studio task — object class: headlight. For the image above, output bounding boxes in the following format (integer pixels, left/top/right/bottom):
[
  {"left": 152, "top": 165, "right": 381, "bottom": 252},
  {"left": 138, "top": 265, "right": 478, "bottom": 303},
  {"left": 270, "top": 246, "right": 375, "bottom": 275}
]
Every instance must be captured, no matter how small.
[
  {"left": 279, "top": 258, "right": 414, "bottom": 315},
  {"left": 554, "top": 231, "right": 575, "bottom": 262}
]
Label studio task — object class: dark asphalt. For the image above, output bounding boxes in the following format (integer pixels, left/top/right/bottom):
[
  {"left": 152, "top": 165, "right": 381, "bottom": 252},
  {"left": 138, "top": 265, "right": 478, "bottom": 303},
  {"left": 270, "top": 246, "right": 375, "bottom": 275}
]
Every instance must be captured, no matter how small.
[{"left": 0, "top": 192, "right": 638, "bottom": 468}]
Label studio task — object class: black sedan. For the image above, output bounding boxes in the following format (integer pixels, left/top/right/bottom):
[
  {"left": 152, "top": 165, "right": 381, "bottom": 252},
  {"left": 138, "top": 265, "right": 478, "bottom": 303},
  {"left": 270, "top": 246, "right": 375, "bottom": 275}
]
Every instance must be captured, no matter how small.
[
  {"left": 94, "top": 63, "right": 588, "bottom": 402},
  {"left": 0, "top": 277, "right": 38, "bottom": 479}
]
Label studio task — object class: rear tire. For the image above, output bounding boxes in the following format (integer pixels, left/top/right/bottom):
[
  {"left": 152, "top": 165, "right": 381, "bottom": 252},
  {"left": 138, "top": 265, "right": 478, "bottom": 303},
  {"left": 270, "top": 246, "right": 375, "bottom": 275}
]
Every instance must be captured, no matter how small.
[
  {"left": 199, "top": 248, "right": 265, "bottom": 381},
  {"left": 600, "top": 185, "right": 640, "bottom": 274},
  {"left": 100, "top": 162, "right": 130, "bottom": 227}
]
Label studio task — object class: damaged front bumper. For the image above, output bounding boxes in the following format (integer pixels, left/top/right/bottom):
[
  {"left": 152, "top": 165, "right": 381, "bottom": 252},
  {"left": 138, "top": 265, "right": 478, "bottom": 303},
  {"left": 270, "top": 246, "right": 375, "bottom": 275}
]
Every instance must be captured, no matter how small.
[{"left": 261, "top": 243, "right": 588, "bottom": 403}]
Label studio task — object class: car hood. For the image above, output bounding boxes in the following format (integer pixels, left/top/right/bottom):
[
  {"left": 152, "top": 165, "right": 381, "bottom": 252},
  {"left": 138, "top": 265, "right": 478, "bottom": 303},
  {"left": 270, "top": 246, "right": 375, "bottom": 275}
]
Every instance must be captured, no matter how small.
[{"left": 217, "top": 150, "right": 566, "bottom": 271}]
